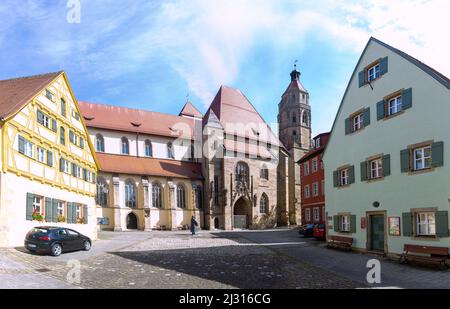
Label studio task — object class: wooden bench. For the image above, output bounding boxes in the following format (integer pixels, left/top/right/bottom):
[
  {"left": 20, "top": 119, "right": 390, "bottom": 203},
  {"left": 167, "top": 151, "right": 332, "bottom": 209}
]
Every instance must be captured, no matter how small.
[
  {"left": 327, "top": 235, "right": 353, "bottom": 251},
  {"left": 400, "top": 244, "right": 449, "bottom": 269}
]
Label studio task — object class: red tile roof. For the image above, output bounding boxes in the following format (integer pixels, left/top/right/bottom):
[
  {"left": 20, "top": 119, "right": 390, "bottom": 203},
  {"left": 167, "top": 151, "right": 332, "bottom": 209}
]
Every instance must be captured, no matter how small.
[
  {"left": 96, "top": 152, "right": 203, "bottom": 180},
  {"left": 298, "top": 133, "right": 331, "bottom": 163},
  {"left": 0, "top": 71, "right": 63, "bottom": 119},
  {"left": 179, "top": 101, "right": 203, "bottom": 118},
  {"left": 283, "top": 79, "right": 308, "bottom": 96},
  {"left": 79, "top": 101, "right": 200, "bottom": 140},
  {"left": 205, "top": 86, "right": 280, "bottom": 146}
]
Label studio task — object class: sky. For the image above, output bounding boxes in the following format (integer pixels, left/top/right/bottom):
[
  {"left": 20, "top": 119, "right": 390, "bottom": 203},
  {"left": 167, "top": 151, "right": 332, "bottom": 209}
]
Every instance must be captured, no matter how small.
[{"left": 0, "top": 0, "right": 449, "bottom": 137}]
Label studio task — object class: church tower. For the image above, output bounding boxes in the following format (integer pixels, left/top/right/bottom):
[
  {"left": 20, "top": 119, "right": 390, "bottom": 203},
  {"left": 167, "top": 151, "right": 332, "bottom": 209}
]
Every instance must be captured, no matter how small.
[{"left": 278, "top": 67, "right": 312, "bottom": 225}]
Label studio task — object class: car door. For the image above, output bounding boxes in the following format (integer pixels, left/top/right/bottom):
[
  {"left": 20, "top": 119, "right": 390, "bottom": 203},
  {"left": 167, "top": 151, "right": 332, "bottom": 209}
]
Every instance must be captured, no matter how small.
[{"left": 66, "top": 229, "right": 83, "bottom": 250}]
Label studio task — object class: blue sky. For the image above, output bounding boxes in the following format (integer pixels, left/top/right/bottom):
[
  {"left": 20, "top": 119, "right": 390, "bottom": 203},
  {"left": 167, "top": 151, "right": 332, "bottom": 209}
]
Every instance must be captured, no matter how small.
[{"left": 0, "top": 0, "right": 448, "bottom": 136}]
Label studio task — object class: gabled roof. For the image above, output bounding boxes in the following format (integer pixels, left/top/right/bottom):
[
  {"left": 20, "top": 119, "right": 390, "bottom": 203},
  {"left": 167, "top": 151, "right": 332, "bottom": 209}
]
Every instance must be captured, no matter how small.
[
  {"left": 323, "top": 37, "right": 450, "bottom": 158},
  {"left": 179, "top": 101, "right": 203, "bottom": 118},
  {"left": 0, "top": 71, "right": 63, "bottom": 119},
  {"left": 298, "top": 132, "right": 330, "bottom": 163},
  {"left": 79, "top": 101, "right": 200, "bottom": 140},
  {"left": 204, "top": 85, "right": 280, "bottom": 146},
  {"left": 96, "top": 153, "right": 203, "bottom": 180}
]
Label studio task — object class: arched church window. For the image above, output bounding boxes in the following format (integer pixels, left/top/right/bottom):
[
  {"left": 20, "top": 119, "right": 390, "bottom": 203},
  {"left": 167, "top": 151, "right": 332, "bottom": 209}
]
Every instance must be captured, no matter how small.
[{"left": 235, "top": 162, "right": 249, "bottom": 185}]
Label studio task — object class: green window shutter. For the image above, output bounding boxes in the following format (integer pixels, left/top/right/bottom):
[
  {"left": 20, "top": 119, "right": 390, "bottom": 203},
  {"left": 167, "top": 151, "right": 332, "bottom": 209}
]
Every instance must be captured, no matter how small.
[
  {"left": 51, "top": 119, "right": 57, "bottom": 132},
  {"left": 402, "top": 212, "right": 413, "bottom": 237},
  {"left": 376, "top": 101, "right": 385, "bottom": 120},
  {"left": 72, "top": 163, "right": 76, "bottom": 177},
  {"left": 345, "top": 118, "right": 351, "bottom": 135},
  {"left": 59, "top": 158, "right": 64, "bottom": 172},
  {"left": 69, "top": 131, "right": 75, "bottom": 144},
  {"left": 18, "top": 136, "right": 25, "bottom": 154},
  {"left": 26, "top": 193, "right": 34, "bottom": 221},
  {"left": 47, "top": 150, "right": 53, "bottom": 167},
  {"left": 400, "top": 149, "right": 410, "bottom": 173},
  {"left": 84, "top": 205, "right": 88, "bottom": 224},
  {"left": 402, "top": 88, "right": 412, "bottom": 110},
  {"left": 350, "top": 215, "right": 357, "bottom": 233},
  {"left": 333, "top": 171, "right": 339, "bottom": 187},
  {"left": 80, "top": 137, "right": 84, "bottom": 149},
  {"left": 349, "top": 165, "right": 355, "bottom": 184},
  {"left": 379, "top": 57, "right": 388, "bottom": 75},
  {"left": 67, "top": 202, "right": 73, "bottom": 223},
  {"left": 436, "top": 211, "right": 449, "bottom": 238},
  {"left": 37, "top": 110, "right": 44, "bottom": 124},
  {"left": 358, "top": 70, "right": 365, "bottom": 88},
  {"left": 73, "top": 204, "right": 77, "bottom": 224},
  {"left": 360, "top": 161, "right": 368, "bottom": 181},
  {"left": 60, "top": 128, "right": 65, "bottom": 145},
  {"left": 45, "top": 198, "right": 52, "bottom": 223},
  {"left": 61, "top": 100, "right": 66, "bottom": 117},
  {"left": 333, "top": 216, "right": 340, "bottom": 232},
  {"left": 382, "top": 154, "right": 391, "bottom": 177},
  {"left": 431, "top": 141, "right": 444, "bottom": 168},
  {"left": 52, "top": 199, "right": 58, "bottom": 223},
  {"left": 83, "top": 169, "right": 88, "bottom": 181},
  {"left": 363, "top": 108, "right": 370, "bottom": 127}
]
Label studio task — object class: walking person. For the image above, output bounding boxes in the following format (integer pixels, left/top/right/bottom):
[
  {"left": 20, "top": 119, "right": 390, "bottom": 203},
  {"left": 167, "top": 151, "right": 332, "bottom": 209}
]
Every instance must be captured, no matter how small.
[{"left": 191, "top": 216, "right": 198, "bottom": 236}]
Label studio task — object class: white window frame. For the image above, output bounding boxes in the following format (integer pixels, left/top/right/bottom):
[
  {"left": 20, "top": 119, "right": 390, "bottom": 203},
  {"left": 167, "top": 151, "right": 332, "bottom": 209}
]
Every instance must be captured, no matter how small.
[
  {"left": 388, "top": 95, "right": 402, "bottom": 116},
  {"left": 36, "top": 147, "right": 45, "bottom": 163},
  {"left": 24, "top": 139, "right": 34, "bottom": 158},
  {"left": 45, "top": 89, "right": 54, "bottom": 102},
  {"left": 313, "top": 208, "right": 320, "bottom": 222},
  {"left": 57, "top": 201, "right": 65, "bottom": 217},
  {"left": 340, "top": 169, "right": 349, "bottom": 186},
  {"left": 304, "top": 185, "right": 310, "bottom": 198},
  {"left": 312, "top": 182, "right": 319, "bottom": 197},
  {"left": 62, "top": 159, "right": 70, "bottom": 174},
  {"left": 42, "top": 113, "right": 50, "bottom": 129},
  {"left": 76, "top": 204, "right": 82, "bottom": 219},
  {"left": 414, "top": 146, "right": 432, "bottom": 171},
  {"left": 341, "top": 215, "right": 350, "bottom": 232},
  {"left": 352, "top": 113, "right": 363, "bottom": 132},
  {"left": 33, "top": 196, "right": 43, "bottom": 215},
  {"left": 416, "top": 212, "right": 436, "bottom": 236},
  {"left": 312, "top": 159, "right": 318, "bottom": 173},
  {"left": 369, "top": 158, "right": 382, "bottom": 179},
  {"left": 305, "top": 208, "right": 311, "bottom": 223},
  {"left": 368, "top": 64, "right": 380, "bottom": 82}
]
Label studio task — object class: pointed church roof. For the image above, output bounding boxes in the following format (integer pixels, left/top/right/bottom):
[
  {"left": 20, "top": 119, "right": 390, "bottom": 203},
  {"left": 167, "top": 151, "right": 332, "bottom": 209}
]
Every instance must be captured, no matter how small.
[
  {"left": 204, "top": 86, "right": 280, "bottom": 146},
  {"left": 282, "top": 69, "right": 308, "bottom": 96},
  {"left": 0, "top": 71, "right": 63, "bottom": 119},
  {"left": 179, "top": 101, "right": 203, "bottom": 118},
  {"left": 203, "top": 108, "right": 222, "bottom": 129}
]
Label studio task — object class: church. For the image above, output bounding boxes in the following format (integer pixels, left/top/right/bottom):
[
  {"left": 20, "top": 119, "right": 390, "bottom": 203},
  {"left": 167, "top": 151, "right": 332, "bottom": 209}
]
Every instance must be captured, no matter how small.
[{"left": 0, "top": 67, "right": 312, "bottom": 237}]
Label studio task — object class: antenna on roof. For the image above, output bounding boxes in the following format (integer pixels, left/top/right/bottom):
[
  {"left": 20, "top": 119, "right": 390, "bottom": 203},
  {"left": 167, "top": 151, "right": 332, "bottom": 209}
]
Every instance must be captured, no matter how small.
[
  {"left": 186, "top": 92, "right": 190, "bottom": 103},
  {"left": 294, "top": 60, "right": 298, "bottom": 70}
]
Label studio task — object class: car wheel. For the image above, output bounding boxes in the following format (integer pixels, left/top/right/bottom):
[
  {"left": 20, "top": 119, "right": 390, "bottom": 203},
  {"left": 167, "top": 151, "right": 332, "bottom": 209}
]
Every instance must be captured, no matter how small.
[
  {"left": 51, "top": 243, "right": 63, "bottom": 257},
  {"left": 83, "top": 240, "right": 91, "bottom": 251}
]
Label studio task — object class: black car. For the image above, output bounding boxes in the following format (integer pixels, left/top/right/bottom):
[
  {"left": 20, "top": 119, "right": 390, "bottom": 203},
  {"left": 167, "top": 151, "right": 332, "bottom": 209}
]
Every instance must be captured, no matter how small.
[
  {"left": 24, "top": 227, "right": 91, "bottom": 256},
  {"left": 298, "top": 224, "right": 316, "bottom": 238}
]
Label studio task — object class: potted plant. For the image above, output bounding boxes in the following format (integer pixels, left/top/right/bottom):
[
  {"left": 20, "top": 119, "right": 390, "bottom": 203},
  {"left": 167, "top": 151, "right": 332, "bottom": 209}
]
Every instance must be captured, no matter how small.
[
  {"left": 76, "top": 217, "right": 85, "bottom": 224},
  {"left": 57, "top": 215, "right": 66, "bottom": 223},
  {"left": 32, "top": 210, "right": 45, "bottom": 222}
]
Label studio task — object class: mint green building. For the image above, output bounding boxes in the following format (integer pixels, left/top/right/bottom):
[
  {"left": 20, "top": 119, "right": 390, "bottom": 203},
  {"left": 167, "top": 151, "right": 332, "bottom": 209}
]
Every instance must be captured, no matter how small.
[{"left": 323, "top": 37, "right": 450, "bottom": 256}]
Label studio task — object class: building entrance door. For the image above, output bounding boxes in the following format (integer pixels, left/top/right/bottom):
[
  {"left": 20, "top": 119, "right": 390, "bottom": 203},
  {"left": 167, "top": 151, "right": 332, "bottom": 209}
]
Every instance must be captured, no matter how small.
[{"left": 370, "top": 215, "right": 385, "bottom": 252}]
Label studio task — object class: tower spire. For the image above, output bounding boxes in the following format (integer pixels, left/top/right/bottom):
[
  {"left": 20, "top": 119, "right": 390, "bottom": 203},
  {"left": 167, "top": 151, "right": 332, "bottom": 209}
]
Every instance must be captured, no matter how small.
[{"left": 290, "top": 60, "right": 301, "bottom": 82}]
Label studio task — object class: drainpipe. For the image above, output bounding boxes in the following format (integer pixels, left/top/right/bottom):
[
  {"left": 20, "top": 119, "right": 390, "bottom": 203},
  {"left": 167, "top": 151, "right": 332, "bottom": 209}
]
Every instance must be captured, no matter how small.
[{"left": 136, "top": 132, "right": 139, "bottom": 158}]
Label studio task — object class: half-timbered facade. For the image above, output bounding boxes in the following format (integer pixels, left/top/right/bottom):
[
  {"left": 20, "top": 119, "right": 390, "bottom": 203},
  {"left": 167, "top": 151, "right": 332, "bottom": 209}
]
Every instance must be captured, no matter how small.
[{"left": 0, "top": 72, "right": 99, "bottom": 246}]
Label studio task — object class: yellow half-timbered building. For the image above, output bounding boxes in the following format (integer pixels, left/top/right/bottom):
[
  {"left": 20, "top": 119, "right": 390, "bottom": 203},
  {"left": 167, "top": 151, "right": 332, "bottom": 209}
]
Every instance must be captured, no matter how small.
[{"left": 0, "top": 71, "right": 99, "bottom": 247}]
